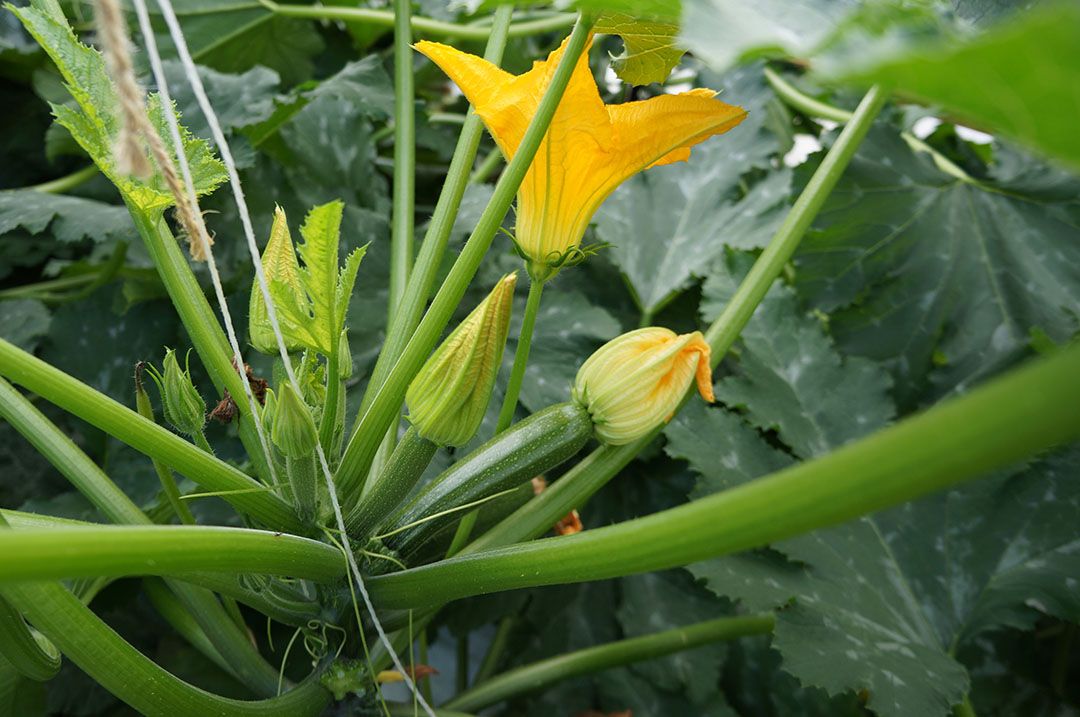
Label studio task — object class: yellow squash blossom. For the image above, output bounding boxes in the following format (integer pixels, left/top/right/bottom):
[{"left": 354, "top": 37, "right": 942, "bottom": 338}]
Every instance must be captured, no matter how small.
[
  {"left": 415, "top": 37, "right": 747, "bottom": 276},
  {"left": 573, "top": 327, "right": 714, "bottom": 445}
]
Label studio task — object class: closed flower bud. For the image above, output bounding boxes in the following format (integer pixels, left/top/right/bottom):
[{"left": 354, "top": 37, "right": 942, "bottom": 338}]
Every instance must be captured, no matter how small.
[
  {"left": 338, "top": 330, "right": 353, "bottom": 380},
  {"left": 149, "top": 349, "right": 206, "bottom": 437},
  {"left": 406, "top": 273, "right": 517, "bottom": 446},
  {"left": 271, "top": 382, "right": 318, "bottom": 458},
  {"left": 572, "top": 327, "right": 715, "bottom": 445}
]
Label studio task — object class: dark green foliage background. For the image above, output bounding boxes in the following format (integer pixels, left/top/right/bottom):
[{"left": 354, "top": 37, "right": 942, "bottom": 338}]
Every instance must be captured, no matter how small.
[{"left": 1, "top": 0, "right": 1078, "bottom": 715}]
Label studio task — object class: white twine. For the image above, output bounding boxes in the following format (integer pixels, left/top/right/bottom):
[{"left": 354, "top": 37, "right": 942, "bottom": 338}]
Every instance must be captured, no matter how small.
[
  {"left": 126, "top": 0, "right": 278, "bottom": 487},
  {"left": 142, "top": 1, "right": 434, "bottom": 711}
]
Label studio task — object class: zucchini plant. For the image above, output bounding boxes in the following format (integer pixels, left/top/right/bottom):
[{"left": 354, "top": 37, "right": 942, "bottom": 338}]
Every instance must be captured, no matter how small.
[{"left": 1, "top": 0, "right": 1078, "bottom": 715}]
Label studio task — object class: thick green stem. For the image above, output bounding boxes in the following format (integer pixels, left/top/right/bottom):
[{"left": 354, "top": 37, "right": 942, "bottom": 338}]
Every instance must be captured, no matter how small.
[
  {"left": 143, "top": 579, "right": 234, "bottom": 679},
  {"left": 459, "top": 84, "right": 890, "bottom": 559},
  {"left": 0, "top": 338, "right": 301, "bottom": 532},
  {"left": 369, "top": 340, "right": 1080, "bottom": 608},
  {"left": 447, "top": 614, "right": 775, "bottom": 711},
  {"left": 357, "top": 5, "right": 515, "bottom": 420},
  {"left": 0, "top": 580, "right": 329, "bottom": 717},
  {"left": 0, "top": 510, "right": 320, "bottom": 626},
  {"left": 129, "top": 212, "right": 273, "bottom": 483},
  {"left": 318, "top": 344, "right": 341, "bottom": 454},
  {"left": 495, "top": 276, "right": 544, "bottom": 432},
  {"left": 389, "top": 0, "right": 416, "bottom": 325},
  {"left": 953, "top": 695, "right": 978, "bottom": 717},
  {"left": 267, "top": 2, "right": 574, "bottom": 41},
  {"left": 346, "top": 426, "right": 439, "bottom": 539},
  {"left": 0, "top": 526, "right": 345, "bottom": 584},
  {"left": 336, "top": 16, "right": 595, "bottom": 507}
]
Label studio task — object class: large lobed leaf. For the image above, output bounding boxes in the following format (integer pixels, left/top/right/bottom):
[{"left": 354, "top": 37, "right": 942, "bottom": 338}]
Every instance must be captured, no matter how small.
[
  {"left": 794, "top": 128, "right": 1080, "bottom": 407},
  {"left": 664, "top": 251, "right": 1080, "bottom": 716}
]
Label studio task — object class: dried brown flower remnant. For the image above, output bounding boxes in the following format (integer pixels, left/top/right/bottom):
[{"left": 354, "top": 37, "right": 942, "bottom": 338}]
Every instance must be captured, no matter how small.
[
  {"left": 530, "top": 476, "right": 584, "bottom": 535},
  {"left": 209, "top": 361, "right": 268, "bottom": 423}
]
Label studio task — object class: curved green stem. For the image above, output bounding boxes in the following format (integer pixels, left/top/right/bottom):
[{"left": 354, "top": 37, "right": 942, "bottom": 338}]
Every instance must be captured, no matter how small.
[
  {"left": 369, "top": 340, "right": 1080, "bottom": 608},
  {"left": 27, "top": 164, "right": 99, "bottom": 193},
  {"left": 495, "top": 276, "right": 544, "bottom": 433},
  {"left": 0, "top": 339, "right": 301, "bottom": 532},
  {"left": 357, "top": 5, "right": 514, "bottom": 420},
  {"left": 0, "top": 580, "right": 329, "bottom": 717},
  {"left": 266, "top": 2, "right": 574, "bottom": 41},
  {"left": 447, "top": 614, "right": 775, "bottom": 711},
  {"left": 461, "top": 84, "right": 890, "bottom": 559},
  {"left": 0, "top": 526, "right": 345, "bottom": 584},
  {"left": 763, "top": 66, "right": 854, "bottom": 123},
  {"left": 0, "top": 596, "right": 60, "bottom": 682},
  {"left": 336, "top": 16, "right": 595, "bottom": 506},
  {"left": 0, "top": 510, "right": 320, "bottom": 626}
]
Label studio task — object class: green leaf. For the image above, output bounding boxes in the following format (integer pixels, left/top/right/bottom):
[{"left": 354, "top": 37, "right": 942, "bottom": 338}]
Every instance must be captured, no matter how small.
[
  {"left": 10, "top": 0, "right": 226, "bottom": 214},
  {"left": 595, "top": 63, "right": 789, "bottom": 315},
  {"left": 680, "top": 0, "right": 858, "bottom": 72},
  {"left": 594, "top": 14, "right": 685, "bottom": 85},
  {"left": 296, "top": 200, "right": 344, "bottom": 355},
  {"left": 0, "top": 190, "right": 130, "bottom": 243},
  {"left": 704, "top": 268, "right": 896, "bottom": 458},
  {"left": 795, "top": 128, "right": 1080, "bottom": 406},
  {"left": 335, "top": 245, "right": 367, "bottom": 337},
  {"left": 830, "top": 3, "right": 1080, "bottom": 170},
  {"left": 670, "top": 253, "right": 1080, "bottom": 714},
  {"left": 249, "top": 207, "right": 306, "bottom": 354},
  {"left": 0, "top": 299, "right": 51, "bottom": 352},
  {"left": 617, "top": 570, "right": 730, "bottom": 705}
]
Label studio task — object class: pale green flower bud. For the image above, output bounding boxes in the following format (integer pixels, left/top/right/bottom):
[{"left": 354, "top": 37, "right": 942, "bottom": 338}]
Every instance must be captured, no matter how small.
[
  {"left": 338, "top": 330, "right": 353, "bottom": 380},
  {"left": 572, "top": 327, "right": 715, "bottom": 445},
  {"left": 150, "top": 349, "right": 206, "bottom": 437},
  {"left": 271, "top": 382, "right": 318, "bottom": 459},
  {"left": 406, "top": 273, "right": 517, "bottom": 446}
]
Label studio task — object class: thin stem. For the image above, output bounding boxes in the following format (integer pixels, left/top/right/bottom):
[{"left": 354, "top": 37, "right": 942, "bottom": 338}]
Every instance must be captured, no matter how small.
[
  {"left": 469, "top": 148, "right": 503, "bottom": 184},
  {"left": 418, "top": 629, "right": 434, "bottom": 706},
  {"left": 0, "top": 580, "right": 330, "bottom": 716},
  {"left": 388, "top": 0, "right": 416, "bottom": 326},
  {"left": 318, "top": 338, "right": 341, "bottom": 452},
  {"left": 447, "top": 614, "right": 774, "bottom": 711},
  {"left": 460, "top": 85, "right": 889, "bottom": 560},
  {"left": 134, "top": 371, "right": 196, "bottom": 525},
  {"left": 763, "top": 66, "right": 854, "bottom": 123},
  {"left": 266, "top": 2, "right": 574, "bottom": 41},
  {"left": 369, "top": 340, "right": 1080, "bottom": 608},
  {"left": 356, "top": 5, "right": 515, "bottom": 420},
  {"left": 26, "top": 164, "right": 99, "bottom": 193},
  {"left": 337, "top": 16, "right": 595, "bottom": 507},
  {"left": 472, "top": 616, "right": 514, "bottom": 685},
  {"left": 0, "top": 338, "right": 301, "bottom": 532},
  {"left": 953, "top": 695, "right": 977, "bottom": 717},
  {"left": 495, "top": 277, "right": 544, "bottom": 433},
  {"left": 456, "top": 632, "right": 470, "bottom": 694},
  {"left": 0, "top": 526, "right": 344, "bottom": 583}
]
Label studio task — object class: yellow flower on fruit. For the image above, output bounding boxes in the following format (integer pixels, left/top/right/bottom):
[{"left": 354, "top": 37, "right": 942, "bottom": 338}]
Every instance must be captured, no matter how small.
[
  {"left": 415, "top": 37, "right": 747, "bottom": 276},
  {"left": 573, "top": 327, "right": 714, "bottom": 445}
]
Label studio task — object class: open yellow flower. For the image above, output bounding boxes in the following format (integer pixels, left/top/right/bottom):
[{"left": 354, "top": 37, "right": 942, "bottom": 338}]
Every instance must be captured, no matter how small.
[
  {"left": 573, "top": 327, "right": 714, "bottom": 445},
  {"left": 415, "top": 37, "right": 747, "bottom": 276}
]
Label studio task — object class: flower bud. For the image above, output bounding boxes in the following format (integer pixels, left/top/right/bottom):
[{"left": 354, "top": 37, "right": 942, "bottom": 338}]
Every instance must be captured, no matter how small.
[
  {"left": 406, "top": 273, "right": 517, "bottom": 446},
  {"left": 338, "top": 330, "right": 353, "bottom": 380},
  {"left": 271, "top": 381, "right": 318, "bottom": 458},
  {"left": 572, "top": 327, "right": 715, "bottom": 445},
  {"left": 150, "top": 349, "right": 206, "bottom": 437}
]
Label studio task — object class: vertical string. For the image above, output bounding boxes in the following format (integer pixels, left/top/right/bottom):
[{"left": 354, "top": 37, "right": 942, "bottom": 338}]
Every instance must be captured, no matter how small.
[
  {"left": 94, "top": 0, "right": 277, "bottom": 482},
  {"left": 140, "top": 1, "right": 435, "bottom": 712}
]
